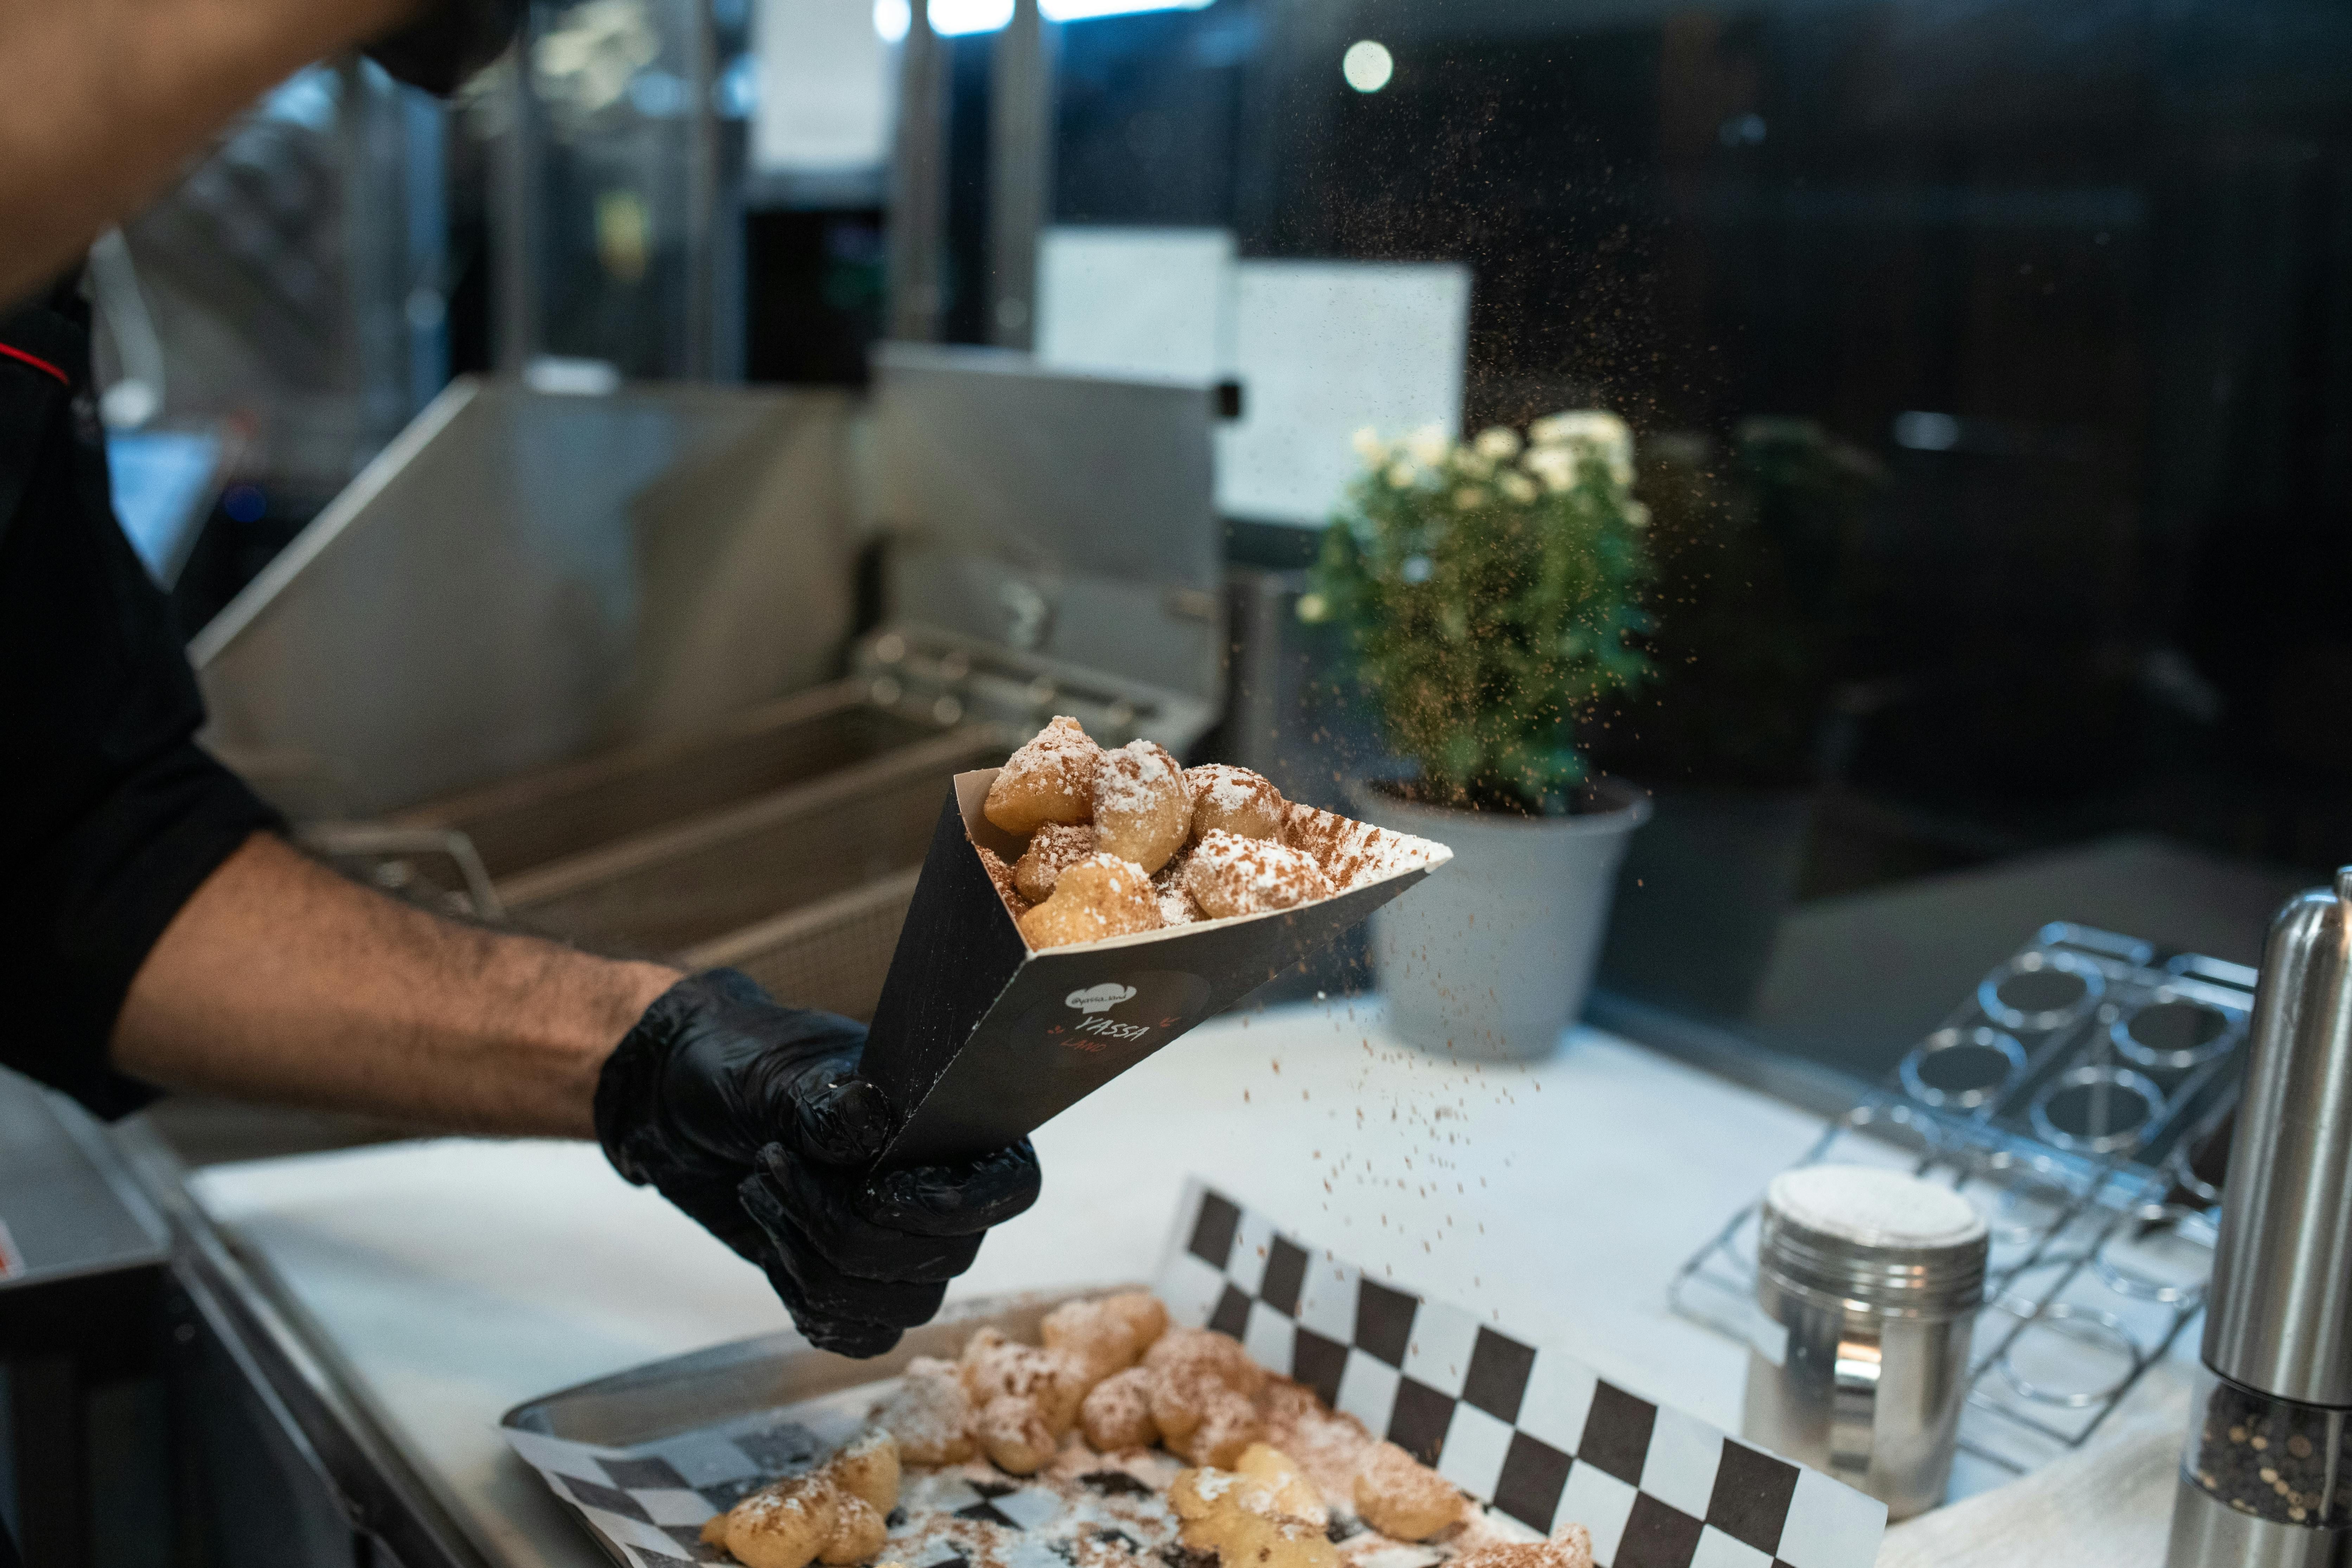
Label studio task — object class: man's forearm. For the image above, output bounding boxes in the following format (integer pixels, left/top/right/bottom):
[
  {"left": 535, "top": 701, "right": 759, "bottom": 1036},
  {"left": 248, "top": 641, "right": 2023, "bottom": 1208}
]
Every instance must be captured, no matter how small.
[
  {"left": 1, "top": 0, "right": 421, "bottom": 307},
  {"left": 113, "top": 833, "right": 680, "bottom": 1137}
]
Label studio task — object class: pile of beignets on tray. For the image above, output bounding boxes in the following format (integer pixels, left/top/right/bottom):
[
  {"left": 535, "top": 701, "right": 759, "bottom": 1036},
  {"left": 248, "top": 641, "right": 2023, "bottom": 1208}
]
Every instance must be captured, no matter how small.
[
  {"left": 973, "top": 717, "right": 1430, "bottom": 951},
  {"left": 701, "top": 1293, "right": 1593, "bottom": 1568}
]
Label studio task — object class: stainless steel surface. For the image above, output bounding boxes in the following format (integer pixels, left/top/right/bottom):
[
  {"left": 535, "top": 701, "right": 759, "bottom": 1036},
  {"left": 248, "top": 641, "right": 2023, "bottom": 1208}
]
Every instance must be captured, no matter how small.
[
  {"left": 852, "top": 623, "right": 1210, "bottom": 753},
  {"left": 391, "top": 682, "right": 942, "bottom": 879},
  {"left": 2169, "top": 1466, "right": 2351, "bottom": 1567},
  {"left": 872, "top": 343, "right": 1224, "bottom": 731},
  {"left": 0, "top": 1073, "right": 170, "bottom": 1285},
  {"left": 195, "top": 378, "right": 856, "bottom": 817},
  {"left": 1754, "top": 1180, "right": 1989, "bottom": 1318},
  {"left": 109, "top": 1117, "right": 495, "bottom": 1568},
  {"left": 988, "top": 0, "right": 1055, "bottom": 350},
  {"left": 680, "top": 866, "right": 924, "bottom": 1022},
  {"left": 499, "top": 728, "right": 996, "bottom": 955},
  {"left": 0, "top": 1077, "right": 173, "bottom": 1568},
  {"left": 494, "top": 62, "right": 542, "bottom": 374},
  {"left": 1676, "top": 924, "right": 2241, "bottom": 1480},
  {"left": 2202, "top": 868, "right": 2352, "bottom": 1406},
  {"left": 1746, "top": 1281, "right": 1976, "bottom": 1520},
  {"left": 885, "top": 5, "right": 948, "bottom": 342},
  {"left": 338, "top": 685, "right": 995, "bottom": 1021},
  {"left": 1744, "top": 1174, "right": 1986, "bottom": 1518},
  {"left": 686, "top": 0, "right": 722, "bottom": 380},
  {"left": 299, "top": 822, "right": 505, "bottom": 919}
]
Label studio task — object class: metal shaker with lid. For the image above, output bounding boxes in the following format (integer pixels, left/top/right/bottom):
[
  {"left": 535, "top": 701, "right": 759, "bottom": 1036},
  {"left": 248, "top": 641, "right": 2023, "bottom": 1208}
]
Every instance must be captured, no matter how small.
[
  {"left": 2167, "top": 868, "right": 2352, "bottom": 1567},
  {"left": 1742, "top": 1164, "right": 1990, "bottom": 1519}
]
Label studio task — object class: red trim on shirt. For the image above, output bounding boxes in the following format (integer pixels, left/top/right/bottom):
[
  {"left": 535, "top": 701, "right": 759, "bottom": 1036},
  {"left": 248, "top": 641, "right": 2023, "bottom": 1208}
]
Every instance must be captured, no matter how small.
[{"left": 0, "top": 341, "right": 70, "bottom": 386}]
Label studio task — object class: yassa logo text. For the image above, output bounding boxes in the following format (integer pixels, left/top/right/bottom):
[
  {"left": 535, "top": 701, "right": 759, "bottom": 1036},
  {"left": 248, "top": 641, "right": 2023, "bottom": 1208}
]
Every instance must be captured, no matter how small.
[{"left": 1059, "top": 983, "right": 1149, "bottom": 1045}]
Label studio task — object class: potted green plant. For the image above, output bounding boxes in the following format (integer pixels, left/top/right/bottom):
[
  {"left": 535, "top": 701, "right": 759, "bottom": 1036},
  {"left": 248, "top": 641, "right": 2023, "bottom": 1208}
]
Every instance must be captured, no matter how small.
[{"left": 1299, "top": 411, "right": 1656, "bottom": 1058}]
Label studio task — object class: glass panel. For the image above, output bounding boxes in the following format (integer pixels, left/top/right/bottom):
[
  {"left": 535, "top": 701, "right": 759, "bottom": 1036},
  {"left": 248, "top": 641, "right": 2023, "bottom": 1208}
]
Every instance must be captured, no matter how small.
[{"left": 984, "top": 0, "right": 2352, "bottom": 1087}]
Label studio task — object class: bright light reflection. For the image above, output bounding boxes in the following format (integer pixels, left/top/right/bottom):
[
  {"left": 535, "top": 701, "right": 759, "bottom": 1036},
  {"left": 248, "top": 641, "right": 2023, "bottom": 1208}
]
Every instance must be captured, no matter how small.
[
  {"left": 929, "top": 0, "right": 1014, "bottom": 34},
  {"left": 874, "top": 0, "right": 911, "bottom": 42},
  {"left": 1342, "top": 39, "right": 1393, "bottom": 93},
  {"left": 1041, "top": 0, "right": 1212, "bottom": 21}
]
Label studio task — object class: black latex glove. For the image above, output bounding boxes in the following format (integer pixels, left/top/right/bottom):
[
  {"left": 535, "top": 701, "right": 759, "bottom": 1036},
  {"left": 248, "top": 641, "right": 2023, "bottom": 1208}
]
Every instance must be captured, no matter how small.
[{"left": 595, "top": 969, "right": 1042, "bottom": 1356}]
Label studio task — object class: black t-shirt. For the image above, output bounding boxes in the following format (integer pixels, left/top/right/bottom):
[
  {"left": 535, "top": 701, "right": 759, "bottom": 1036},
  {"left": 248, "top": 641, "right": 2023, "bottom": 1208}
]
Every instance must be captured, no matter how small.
[{"left": 0, "top": 277, "right": 281, "bottom": 1117}]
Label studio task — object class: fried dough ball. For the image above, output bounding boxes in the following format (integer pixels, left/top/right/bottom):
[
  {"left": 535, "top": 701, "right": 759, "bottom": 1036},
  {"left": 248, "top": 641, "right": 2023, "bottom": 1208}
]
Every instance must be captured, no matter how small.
[
  {"left": 1142, "top": 1327, "right": 1267, "bottom": 1456},
  {"left": 1110, "top": 1294, "right": 1171, "bottom": 1347},
  {"left": 1235, "top": 1442, "right": 1330, "bottom": 1527},
  {"left": 869, "top": 1356, "right": 975, "bottom": 1465},
  {"left": 1185, "top": 831, "right": 1337, "bottom": 920},
  {"left": 1142, "top": 1327, "right": 1266, "bottom": 1396},
  {"left": 1451, "top": 1528, "right": 1594, "bottom": 1568},
  {"left": 1017, "top": 854, "right": 1162, "bottom": 950},
  {"left": 1013, "top": 821, "right": 1098, "bottom": 903},
  {"left": 1152, "top": 850, "right": 1205, "bottom": 926},
  {"left": 1041, "top": 1291, "right": 1169, "bottom": 1383},
  {"left": 1171, "top": 1385, "right": 1264, "bottom": 1468},
  {"left": 977, "top": 1392, "right": 1058, "bottom": 1475},
  {"left": 1258, "top": 1380, "right": 1373, "bottom": 1501},
  {"left": 985, "top": 716, "right": 1099, "bottom": 834},
  {"left": 822, "top": 1430, "right": 901, "bottom": 1515},
  {"left": 1080, "top": 1366, "right": 1158, "bottom": 1451},
  {"left": 1185, "top": 765, "right": 1287, "bottom": 844},
  {"left": 706, "top": 1475, "right": 841, "bottom": 1568},
  {"left": 960, "top": 1328, "right": 1086, "bottom": 1433},
  {"left": 820, "top": 1495, "right": 888, "bottom": 1566},
  {"left": 973, "top": 843, "right": 1031, "bottom": 920},
  {"left": 1169, "top": 1461, "right": 1340, "bottom": 1568},
  {"left": 1093, "top": 740, "right": 1192, "bottom": 874},
  {"left": 1353, "top": 1441, "right": 1465, "bottom": 1542}
]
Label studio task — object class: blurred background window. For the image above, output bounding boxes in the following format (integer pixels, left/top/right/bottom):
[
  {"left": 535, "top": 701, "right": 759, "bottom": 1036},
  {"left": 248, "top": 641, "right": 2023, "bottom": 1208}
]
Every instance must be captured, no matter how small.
[
  {"left": 104, "top": 0, "right": 2352, "bottom": 1092},
  {"left": 916, "top": 0, "right": 2352, "bottom": 1086}
]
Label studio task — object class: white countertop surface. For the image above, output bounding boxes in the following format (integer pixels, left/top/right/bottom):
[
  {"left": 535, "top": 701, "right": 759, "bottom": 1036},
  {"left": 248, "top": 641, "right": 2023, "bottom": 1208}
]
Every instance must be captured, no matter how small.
[{"left": 188, "top": 1001, "right": 2184, "bottom": 1567}]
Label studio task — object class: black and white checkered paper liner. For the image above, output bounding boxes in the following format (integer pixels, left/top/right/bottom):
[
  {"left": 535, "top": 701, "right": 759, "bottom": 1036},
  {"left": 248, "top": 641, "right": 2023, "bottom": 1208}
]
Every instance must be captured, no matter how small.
[
  {"left": 500, "top": 1181, "right": 1885, "bottom": 1568},
  {"left": 503, "top": 1385, "right": 879, "bottom": 1567},
  {"left": 1152, "top": 1183, "right": 1885, "bottom": 1568}
]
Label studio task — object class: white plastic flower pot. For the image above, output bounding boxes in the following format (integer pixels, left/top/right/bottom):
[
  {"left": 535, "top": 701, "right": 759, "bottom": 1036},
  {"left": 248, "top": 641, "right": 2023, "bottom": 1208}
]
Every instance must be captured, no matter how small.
[{"left": 1348, "top": 776, "right": 1651, "bottom": 1060}]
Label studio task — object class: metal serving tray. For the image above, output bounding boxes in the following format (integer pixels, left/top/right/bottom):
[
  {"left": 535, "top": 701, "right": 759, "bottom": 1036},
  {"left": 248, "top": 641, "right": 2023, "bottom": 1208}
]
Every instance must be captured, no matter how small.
[
  {"left": 500, "top": 1287, "right": 1122, "bottom": 1566},
  {"left": 1672, "top": 922, "right": 2253, "bottom": 1483}
]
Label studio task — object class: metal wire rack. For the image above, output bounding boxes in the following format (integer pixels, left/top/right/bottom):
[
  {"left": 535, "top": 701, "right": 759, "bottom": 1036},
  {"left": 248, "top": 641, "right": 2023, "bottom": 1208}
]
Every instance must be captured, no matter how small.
[{"left": 1670, "top": 923, "right": 2255, "bottom": 1477}]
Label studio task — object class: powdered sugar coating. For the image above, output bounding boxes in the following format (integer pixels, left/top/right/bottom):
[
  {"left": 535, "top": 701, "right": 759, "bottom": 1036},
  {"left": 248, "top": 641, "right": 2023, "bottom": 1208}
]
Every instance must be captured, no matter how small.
[
  {"left": 1016, "top": 853, "right": 1162, "bottom": 949},
  {"left": 845, "top": 1305, "right": 1589, "bottom": 1568},
  {"left": 972, "top": 843, "right": 1031, "bottom": 921},
  {"left": 870, "top": 1356, "right": 976, "bottom": 1464},
  {"left": 1093, "top": 741, "right": 1191, "bottom": 874},
  {"left": 984, "top": 716, "right": 1099, "bottom": 834},
  {"left": 1152, "top": 848, "right": 1204, "bottom": 926},
  {"left": 1450, "top": 1528, "right": 1595, "bottom": 1568},
  {"left": 1281, "top": 802, "right": 1441, "bottom": 890},
  {"left": 1184, "top": 830, "right": 1336, "bottom": 919},
  {"left": 1013, "top": 821, "right": 1097, "bottom": 903},
  {"left": 1081, "top": 1366, "right": 1158, "bottom": 1451},
  {"left": 1184, "top": 764, "right": 1287, "bottom": 844}
]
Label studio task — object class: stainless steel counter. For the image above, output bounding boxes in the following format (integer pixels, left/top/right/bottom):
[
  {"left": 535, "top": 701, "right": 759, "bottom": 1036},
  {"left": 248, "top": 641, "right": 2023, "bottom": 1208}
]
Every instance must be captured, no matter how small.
[{"left": 141, "top": 1005, "right": 2197, "bottom": 1567}]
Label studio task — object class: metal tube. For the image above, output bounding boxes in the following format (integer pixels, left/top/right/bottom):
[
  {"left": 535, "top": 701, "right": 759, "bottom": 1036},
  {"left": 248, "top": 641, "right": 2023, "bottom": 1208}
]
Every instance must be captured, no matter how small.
[
  {"left": 492, "top": 44, "right": 541, "bottom": 374},
  {"left": 987, "top": 0, "right": 1054, "bottom": 349},
  {"left": 2202, "top": 868, "right": 2352, "bottom": 1405},
  {"left": 685, "top": 0, "right": 720, "bottom": 378},
  {"left": 886, "top": 0, "right": 948, "bottom": 343}
]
